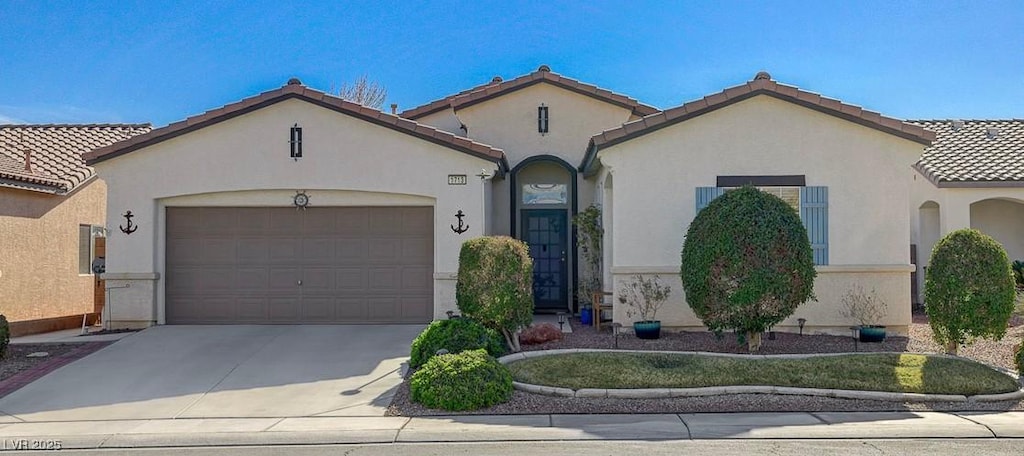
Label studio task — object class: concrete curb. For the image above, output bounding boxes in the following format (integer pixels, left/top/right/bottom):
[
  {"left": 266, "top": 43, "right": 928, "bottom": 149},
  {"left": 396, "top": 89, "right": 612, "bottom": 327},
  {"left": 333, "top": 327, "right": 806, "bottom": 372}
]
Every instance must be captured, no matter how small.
[{"left": 499, "top": 349, "right": 1024, "bottom": 402}]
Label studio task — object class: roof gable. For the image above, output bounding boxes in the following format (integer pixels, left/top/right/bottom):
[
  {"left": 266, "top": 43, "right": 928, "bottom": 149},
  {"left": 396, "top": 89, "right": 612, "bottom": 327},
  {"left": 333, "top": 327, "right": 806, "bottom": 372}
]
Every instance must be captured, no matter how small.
[
  {"left": 84, "top": 79, "right": 509, "bottom": 174},
  {"left": 580, "top": 72, "right": 936, "bottom": 175},
  {"left": 0, "top": 124, "right": 151, "bottom": 193},
  {"left": 909, "top": 119, "right": 1024, "bottom": 187},
  {"left": 400, "top": 65, "right": 659, "bottom": 120}
]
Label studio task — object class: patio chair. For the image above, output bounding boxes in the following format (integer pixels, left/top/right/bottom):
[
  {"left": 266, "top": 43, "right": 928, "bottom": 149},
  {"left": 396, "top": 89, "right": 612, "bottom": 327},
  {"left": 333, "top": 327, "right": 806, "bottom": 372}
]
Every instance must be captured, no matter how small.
[{"left": 591, "top": 291, "right": 614, "bottom": 331}]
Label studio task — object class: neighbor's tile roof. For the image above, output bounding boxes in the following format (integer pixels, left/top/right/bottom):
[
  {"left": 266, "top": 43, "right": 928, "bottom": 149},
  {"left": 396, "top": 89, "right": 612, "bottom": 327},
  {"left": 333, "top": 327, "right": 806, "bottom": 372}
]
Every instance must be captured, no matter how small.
[
  {"left": 84, "top": 79, "right": 509, "bottom": 174},
  {"left": 580, "top": 72, "right": 936, "bottom": 175},
  {"left": 0, "top": 124, "right": 151, "bottom": 193},
  {"left": 908, "top": 119, "right": 1024, "bottom": 187},
  {"left": 400, "top": 65, "right": 660, "bottom": 119}
]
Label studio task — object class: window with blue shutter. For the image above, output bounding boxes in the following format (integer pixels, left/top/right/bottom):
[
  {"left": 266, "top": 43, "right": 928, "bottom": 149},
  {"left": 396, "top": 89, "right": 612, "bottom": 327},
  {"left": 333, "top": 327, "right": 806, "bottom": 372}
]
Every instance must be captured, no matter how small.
[
  {"left": 694, "top": 185, "right": 829, "bottom": 265},
  {"left": 800, "top": 186, "right": 828, "bottom": 265},
  {"left": 695, "top": 187, "right": 726, "bottom": 212}
]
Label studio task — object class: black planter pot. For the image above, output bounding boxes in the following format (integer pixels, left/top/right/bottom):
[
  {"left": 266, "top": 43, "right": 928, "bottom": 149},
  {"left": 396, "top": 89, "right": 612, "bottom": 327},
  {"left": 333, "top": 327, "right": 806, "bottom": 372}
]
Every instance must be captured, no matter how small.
[
  {"left": 858, "top": 325, "right": 886, "bottom": 343},
  {"left": 634, "top": 321, "right": 661, "bottom": 339}
]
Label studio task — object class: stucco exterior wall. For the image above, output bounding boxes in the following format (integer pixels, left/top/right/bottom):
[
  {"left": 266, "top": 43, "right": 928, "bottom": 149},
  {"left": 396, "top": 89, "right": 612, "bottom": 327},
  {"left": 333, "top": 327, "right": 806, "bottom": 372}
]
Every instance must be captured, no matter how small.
[
  {"left": 610, "top": 266, "right": 913, "bottom": 336},
  {"left": 0, "top": 180, "right": 105, "bottom": 322},
  {"left": 597, "top": 95, "right": 925, "bottom": 331},
  {"left": 412, "top": 110, "right": 464, "bottom": 137},
  {"left": 909, "top": 177, "right": 1024, "bottom": 300},
  {"left": 95, "top": 98, "right": 498, "bottom": 327},
  {"left": 456, "top": 83, "right": 636, "bottom": 237},
  {"left": 969, "top": 198, "right": 1024, "bottom": 261}
]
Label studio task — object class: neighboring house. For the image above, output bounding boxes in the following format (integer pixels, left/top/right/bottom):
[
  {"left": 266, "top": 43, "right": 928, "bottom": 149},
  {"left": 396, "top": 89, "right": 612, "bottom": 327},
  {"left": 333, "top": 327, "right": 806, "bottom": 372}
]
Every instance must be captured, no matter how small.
[
  {"left": 0, "top": 124, "right": 150, "bottom": 335},
  {"left": 82, "top": 66, "right": 1015, "bottom": 337},
  {"left": 909, "top": 120, "right": 1024, "bottom": 304}
]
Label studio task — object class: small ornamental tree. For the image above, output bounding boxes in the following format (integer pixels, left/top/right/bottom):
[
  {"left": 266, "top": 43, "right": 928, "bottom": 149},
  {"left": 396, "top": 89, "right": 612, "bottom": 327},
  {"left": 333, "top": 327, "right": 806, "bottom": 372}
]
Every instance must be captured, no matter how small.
[
  {"left": 456, "top": 236, "right": 534, "bottom": 352},
  {"left": 681, "top": 186, "right": 817, "bottom": 352},
  {"left": 572, "top": 204, "right": 603, "bottom": 307},
  {"left": 924, "top": 229, "right": 1016, "bottom": 355}
]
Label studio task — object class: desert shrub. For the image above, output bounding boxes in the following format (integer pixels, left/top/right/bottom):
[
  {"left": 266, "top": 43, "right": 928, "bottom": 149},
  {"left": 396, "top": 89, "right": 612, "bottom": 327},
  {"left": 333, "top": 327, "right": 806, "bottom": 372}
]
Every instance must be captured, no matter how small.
[
  {"left": 680, "top": 186, "right": 817, "bottom": 352},
  {"left": 456, "top": 236, "right": 534, "bottom": 352},
  {"left": 0, "top": 314, "right": 9, "bottom": 359},
  {"left": 409, "top": 349, "right": 513, "bottom": 411},
  {"left": 925, "top": 229, "right": 1016, "bottom": 355},
  {"left": 409, "top": 318, "right": 505, "bottom": 369}
]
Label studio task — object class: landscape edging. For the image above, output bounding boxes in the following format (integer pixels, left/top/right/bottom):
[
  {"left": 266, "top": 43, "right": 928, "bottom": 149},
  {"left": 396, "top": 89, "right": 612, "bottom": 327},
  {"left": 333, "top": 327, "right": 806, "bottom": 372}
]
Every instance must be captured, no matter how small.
[{"left": 498, "top": 349, "right": 1024, "bottom": 403}]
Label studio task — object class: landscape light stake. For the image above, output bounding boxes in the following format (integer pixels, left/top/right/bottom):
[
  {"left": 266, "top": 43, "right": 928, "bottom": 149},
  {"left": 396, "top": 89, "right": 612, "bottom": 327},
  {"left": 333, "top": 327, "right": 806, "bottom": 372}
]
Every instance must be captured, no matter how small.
[
  {"left": 797, "top": 318, "right": 806, "bottom": 336},
  {"left": 612, "top": 323, "right": 622, "bottom": 349},
  {"left": 557, "top": 312, "right": 566, "bottom": 331}
]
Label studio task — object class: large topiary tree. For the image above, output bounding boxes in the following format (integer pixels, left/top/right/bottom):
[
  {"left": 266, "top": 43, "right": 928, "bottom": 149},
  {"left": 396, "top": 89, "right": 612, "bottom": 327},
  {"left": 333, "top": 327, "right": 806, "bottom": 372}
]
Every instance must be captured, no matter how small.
[
  {"left": 681, "top": 186, "right": 817, "bottom": 352},
  {"left": 924, "top": 229, "right": 1016, "bottom": 355},
  {"left": 457, "top": 236, "right": 534, "bottom": 352}
]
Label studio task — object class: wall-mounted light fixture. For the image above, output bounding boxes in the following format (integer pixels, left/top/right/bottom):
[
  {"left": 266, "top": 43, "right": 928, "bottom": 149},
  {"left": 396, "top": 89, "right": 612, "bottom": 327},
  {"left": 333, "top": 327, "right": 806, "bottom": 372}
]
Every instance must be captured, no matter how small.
[
  {"left": 289, "top": 123, "right": 303, "bottom": 160},
  {"left": 537, "top": 104, "right": 549, "bottom": 134}
]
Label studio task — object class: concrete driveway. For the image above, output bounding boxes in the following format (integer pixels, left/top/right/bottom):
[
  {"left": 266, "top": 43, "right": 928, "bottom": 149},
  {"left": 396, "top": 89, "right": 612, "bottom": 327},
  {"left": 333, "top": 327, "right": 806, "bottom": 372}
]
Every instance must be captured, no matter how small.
[{"left": 0, "top": 325, "right": 423, "bottom": 422}]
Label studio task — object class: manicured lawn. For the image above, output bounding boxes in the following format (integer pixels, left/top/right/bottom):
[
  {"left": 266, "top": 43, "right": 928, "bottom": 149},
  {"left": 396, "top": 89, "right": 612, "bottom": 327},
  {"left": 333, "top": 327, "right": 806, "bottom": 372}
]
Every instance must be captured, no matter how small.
[{"left": 507, "top": 352, "right": 1020, "bottom": 396}]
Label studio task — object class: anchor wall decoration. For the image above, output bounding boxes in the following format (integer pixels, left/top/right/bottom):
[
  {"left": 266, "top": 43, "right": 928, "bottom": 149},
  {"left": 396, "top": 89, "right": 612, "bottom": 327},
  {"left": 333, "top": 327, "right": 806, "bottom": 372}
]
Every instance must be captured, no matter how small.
[
  {"left": 119, "top": 211, "right": 138, "bottom": 235},
  {"left": 450, "top": 210, "right": 469, "bottom": 234}
]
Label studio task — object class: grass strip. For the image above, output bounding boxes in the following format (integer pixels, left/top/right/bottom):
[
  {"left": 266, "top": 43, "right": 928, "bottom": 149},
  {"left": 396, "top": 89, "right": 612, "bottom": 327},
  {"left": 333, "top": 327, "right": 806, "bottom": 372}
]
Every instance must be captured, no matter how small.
[{"left": 507, "top": 352, "right": 1019, "bottom": 396}]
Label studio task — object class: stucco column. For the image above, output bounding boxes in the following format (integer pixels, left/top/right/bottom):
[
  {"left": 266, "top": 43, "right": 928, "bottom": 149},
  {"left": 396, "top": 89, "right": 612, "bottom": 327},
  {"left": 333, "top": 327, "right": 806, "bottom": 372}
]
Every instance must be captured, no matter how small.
[{"left": 940, "top": 200, "right": 971, "bottom": 234}]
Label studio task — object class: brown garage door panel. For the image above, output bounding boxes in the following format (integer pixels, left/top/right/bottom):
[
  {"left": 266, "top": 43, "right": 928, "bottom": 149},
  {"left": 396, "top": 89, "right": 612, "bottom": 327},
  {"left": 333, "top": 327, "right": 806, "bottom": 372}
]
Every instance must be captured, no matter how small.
[{"left": 166, "top": 206, "right": 433, "bottom": 324}]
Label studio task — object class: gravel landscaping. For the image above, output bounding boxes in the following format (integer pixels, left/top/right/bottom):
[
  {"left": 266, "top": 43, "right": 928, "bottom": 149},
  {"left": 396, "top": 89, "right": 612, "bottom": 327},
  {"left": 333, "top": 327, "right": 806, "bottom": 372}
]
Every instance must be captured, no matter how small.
[
  {"left": 0, "top": 344, "right": 83, "bottom": 382},
  {"left": 387, "top": 311, "right": 1024, "bottom": 416}
]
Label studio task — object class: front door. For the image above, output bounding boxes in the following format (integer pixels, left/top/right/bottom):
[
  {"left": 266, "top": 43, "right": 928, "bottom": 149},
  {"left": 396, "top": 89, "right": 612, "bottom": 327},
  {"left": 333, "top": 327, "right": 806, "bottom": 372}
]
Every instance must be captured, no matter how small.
[{"left": 521, "top": 209, "right": 568, "bottom": 311}]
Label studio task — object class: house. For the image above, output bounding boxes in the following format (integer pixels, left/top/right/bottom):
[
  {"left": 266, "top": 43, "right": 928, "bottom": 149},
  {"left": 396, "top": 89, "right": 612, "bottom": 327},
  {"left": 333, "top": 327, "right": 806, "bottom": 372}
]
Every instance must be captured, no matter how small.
[
  {"left": 82, "top": 66, "right": 1016, "bottom": 336},
  {"left": 0, "top": 124, "right": 150, "bottom": 335},
  {"left": 908, "top": 119, "right": 1024, "bottom": 304}
]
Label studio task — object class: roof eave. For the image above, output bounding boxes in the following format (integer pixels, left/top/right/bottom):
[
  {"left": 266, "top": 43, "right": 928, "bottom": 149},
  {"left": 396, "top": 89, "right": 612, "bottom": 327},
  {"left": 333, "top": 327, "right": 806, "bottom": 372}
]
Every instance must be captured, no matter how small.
[
  {"left": 86, "top": 90, "right": 507, "bottom": 168},
  {"left": 936, "top": 179, "right": 1024, "bottom": 188}
]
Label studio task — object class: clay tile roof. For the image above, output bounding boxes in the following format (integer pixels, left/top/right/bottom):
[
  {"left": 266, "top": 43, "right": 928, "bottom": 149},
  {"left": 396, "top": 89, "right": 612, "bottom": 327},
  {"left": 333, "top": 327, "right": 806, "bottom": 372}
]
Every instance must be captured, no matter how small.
[
  {"left": 580, "top": 72, "right": 936, "bottom": 175},
  {"left": 400, "top": 65, "right": 660, "bottom": 120},
  {"left": 908, "top": 119, "right": 1024, "bottom": 187},
  {"left": 0, "top": 124, "right": 151, "bottom": 193},
  {"left": 83, "top": 81, "right": 508, "bottom": 174}
]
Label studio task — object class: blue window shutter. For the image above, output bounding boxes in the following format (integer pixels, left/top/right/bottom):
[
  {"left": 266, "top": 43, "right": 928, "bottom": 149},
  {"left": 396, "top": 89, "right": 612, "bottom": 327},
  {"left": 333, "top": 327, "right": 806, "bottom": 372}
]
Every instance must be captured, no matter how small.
[
  {"left": 695, "top": 187, "right": 726, "bottom": 213},
  {"left": 801, "top": 186, "right": 828, "bottom": 265}
]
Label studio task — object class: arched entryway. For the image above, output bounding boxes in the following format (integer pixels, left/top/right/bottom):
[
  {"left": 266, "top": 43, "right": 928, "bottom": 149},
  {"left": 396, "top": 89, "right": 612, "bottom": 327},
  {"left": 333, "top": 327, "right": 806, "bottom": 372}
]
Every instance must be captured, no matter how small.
[
  {"left": 916, "top": 201, "right": 940, "bottom": 305},
  {"left": 510, "top": 155, "right": 577, "bottom": 312},
  {"left": 970, "top": 198, "right": 1024, "bottom": 261}
]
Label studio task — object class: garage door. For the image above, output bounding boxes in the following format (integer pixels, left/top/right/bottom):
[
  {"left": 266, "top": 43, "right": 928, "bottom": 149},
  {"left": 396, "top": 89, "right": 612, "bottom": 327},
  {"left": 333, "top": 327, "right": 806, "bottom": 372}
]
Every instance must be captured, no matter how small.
[{"left": 165, "top": 207, "right": 433, "bottom": 324}]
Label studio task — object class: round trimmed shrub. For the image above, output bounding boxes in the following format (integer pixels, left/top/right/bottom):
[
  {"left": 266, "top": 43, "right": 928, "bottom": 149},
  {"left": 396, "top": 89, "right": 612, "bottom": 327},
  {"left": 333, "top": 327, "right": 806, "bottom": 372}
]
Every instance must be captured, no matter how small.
[
  {"left": 409, "top": 318, "right": 505, "bottom": 369},
  {"left": 409, "top": 349, "right": 513, "bottom": 411},
  {"left": 0, "top": 314, "right": 9, "bottom": 359},
  {"left": 456, "top": 236, "right": 534, "bottom": 352},
  {"left": 925, "top": 229, "right": 1016, "bottom": 355},
  {"left": 680, "top": 186, "right": 817, "bottom": 352}
]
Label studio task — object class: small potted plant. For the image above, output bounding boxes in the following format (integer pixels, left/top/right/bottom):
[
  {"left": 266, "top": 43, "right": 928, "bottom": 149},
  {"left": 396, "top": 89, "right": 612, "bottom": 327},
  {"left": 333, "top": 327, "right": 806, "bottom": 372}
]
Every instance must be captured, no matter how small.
[
  {"left": 618, "top": 274, "right": 671, "bottom": 339},
  {"left": 840, "top": 285, "right": 887, "bottom": 342}
]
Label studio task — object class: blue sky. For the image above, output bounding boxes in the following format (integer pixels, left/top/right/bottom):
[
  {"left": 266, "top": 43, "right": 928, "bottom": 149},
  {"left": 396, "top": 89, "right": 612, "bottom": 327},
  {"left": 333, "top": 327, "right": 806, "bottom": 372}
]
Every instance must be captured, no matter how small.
[{"left": 1, "top": 1, "right": 1021, "bottom": 126}]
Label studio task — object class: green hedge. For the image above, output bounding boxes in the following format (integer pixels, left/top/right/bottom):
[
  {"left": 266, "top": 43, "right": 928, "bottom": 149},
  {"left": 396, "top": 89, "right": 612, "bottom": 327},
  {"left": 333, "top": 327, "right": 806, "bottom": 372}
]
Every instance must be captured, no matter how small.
[
  {"left": 925, "top": 229, "right": 1016, "bottom": 355},
  {"left": 409, "top": 318, "right": 505, "bottom": 369},
  {"left": 680, "top": 186, "right": 816, "bottom": 352},
  {"left": 0, "top": 314, "right": 8, "bottom": 359},
  {"left": 409, "top": 349, "right": 513, "bottom": 411}
]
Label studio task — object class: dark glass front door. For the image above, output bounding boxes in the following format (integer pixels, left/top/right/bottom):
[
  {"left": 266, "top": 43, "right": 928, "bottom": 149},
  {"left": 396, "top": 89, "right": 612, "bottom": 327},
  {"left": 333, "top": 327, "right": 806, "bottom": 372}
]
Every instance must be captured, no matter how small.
[{"left": 521, "top": 209, "right": 568, "bottom": 311}]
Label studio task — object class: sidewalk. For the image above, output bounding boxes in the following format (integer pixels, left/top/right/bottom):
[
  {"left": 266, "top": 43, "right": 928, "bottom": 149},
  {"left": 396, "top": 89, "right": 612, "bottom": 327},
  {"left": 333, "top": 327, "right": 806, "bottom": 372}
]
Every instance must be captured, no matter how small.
[{"left": 0, "top": 411, "right": 1021, "bottom": 449}]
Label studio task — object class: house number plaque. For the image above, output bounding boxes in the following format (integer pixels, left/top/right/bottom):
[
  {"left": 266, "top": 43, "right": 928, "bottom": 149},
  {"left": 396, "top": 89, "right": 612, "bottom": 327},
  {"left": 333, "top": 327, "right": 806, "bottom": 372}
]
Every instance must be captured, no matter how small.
[{"left": 447, "top": 174, "right": 468, "bottom": 185}]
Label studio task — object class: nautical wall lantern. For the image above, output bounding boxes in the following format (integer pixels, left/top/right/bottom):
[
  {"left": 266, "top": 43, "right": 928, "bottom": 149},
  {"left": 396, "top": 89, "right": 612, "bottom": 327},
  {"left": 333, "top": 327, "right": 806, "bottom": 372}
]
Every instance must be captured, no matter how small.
[{"left": 289, "top": 123, "right": 303, "bottom": 160}]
